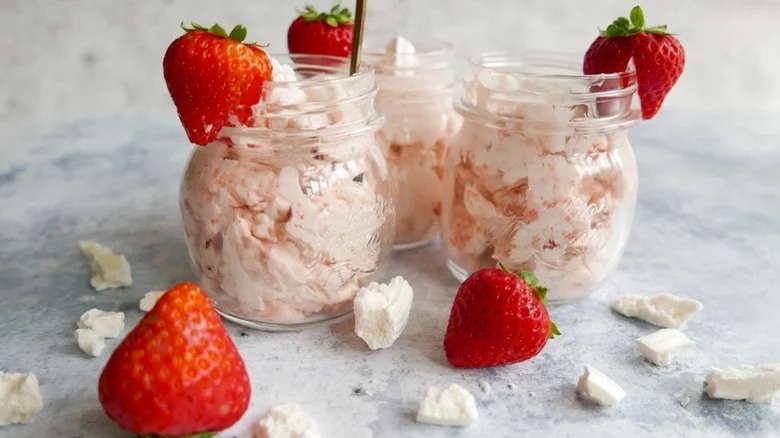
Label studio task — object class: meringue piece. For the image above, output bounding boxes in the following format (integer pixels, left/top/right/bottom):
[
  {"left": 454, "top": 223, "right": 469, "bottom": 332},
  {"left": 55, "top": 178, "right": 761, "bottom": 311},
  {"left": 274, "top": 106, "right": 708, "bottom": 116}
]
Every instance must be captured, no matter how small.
[
  {"left": 612, "top": 293, "right": 703, "bottom": 329},
  {"left": 577, "top": 365, "right": 626, "bottom": 407},
  {"left": 254, "top": 402, "right": 321, "bottom": 438},
  {"left": 78, "top": 240, "right": 132, "bottom": 291},
  {"left": 74, "top": 328, "right": 105, "bottom": 357},
  {"left": 139, "top": 290, "right": 166, "bottom": 312},
  {"left": 385, "top": 35, "right": 418, "bottom": 69},
  {"left": 636, "top": 328, "right": 695, "bottom": 366},
  {"left": 416, "top": 384, "right": 478, "bottom": 426},
  {"left": 705, "top": 364, "right": 780, "bottom": 403},
  {"left": 353, "top": 276, "right": 414, "bottom": 350},
  {"left": 0, "top": 372, "right": 43, "bottom": 426},
  {"left": 271, "top": 57, "right": 298, "bottom": 82},
  {"left": 77, "top": 309, "right": 125, "bottom": 338}
]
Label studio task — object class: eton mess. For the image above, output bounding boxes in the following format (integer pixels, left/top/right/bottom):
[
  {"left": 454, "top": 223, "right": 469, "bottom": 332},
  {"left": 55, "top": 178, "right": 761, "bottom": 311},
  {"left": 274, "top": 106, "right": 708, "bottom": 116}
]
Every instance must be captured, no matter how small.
[
  {"left": 441, "top": 53, "right": 640, "bottom": 300},
  {"left": 172, "top": 37, "right": 394, "bottom": 325},
  {"left": 368, "top": 36, "right": 460, "bottom": 248}
]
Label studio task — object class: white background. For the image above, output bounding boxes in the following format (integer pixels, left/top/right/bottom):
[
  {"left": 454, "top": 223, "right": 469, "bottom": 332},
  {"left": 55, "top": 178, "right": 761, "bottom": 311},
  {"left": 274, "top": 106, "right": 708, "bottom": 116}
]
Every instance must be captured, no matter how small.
[{"left": 1, "top": 0, "right": 779, "bottom": 122}]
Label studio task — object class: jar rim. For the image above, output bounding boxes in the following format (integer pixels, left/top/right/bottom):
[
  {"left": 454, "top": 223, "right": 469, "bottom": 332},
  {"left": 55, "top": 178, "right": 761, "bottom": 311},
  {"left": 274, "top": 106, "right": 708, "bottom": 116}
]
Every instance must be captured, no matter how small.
[
  {"left": 218, "top": 113, "right": 385, "bottom": 145},
  {"left": 263, "top": 53, "right": 374, "bottom": 87},
  {"left": 467, "top": 51, "right": 637, "bottom": 85},
  {"left": 457, "top": 51, "right": 640, "bottom": 133}
]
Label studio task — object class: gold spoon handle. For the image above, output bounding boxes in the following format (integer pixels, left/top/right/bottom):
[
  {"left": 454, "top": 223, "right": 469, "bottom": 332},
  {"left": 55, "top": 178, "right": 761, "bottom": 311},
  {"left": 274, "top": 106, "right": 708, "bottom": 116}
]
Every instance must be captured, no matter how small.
[{"left": 350, "top": 0, "right": 367, "bottom": 75}]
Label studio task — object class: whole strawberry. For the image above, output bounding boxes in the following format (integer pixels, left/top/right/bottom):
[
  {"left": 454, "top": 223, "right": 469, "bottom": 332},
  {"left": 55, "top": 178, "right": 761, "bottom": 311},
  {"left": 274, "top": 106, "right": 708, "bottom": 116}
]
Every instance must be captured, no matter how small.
[
  {"left": 288, "top": 4, "right": 354, "bottom": 57},
  {"left": 583, "top": 6, "right": 685, "bottom": 119},
  {"left": 98, "top": 282, "right": 251, "bottom": 437},
  {"left": 163, "top": 23, "right": 272, "bottom": 146},
  {"left": 444, "top": 266, "right": 560, "bottom": 369}
]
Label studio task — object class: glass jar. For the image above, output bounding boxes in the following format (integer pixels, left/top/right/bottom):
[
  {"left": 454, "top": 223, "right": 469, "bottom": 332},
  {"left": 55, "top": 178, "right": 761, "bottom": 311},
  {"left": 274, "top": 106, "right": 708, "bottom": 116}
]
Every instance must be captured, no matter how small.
[
  {"left": 363, "top": 38, "right": 460, "bottom": 250},
  {"left": 442, "top": 52, "right": 640, "bottom": 301},
  {"left": 180, "top": 55, "right": 395, "bottom": 330}
]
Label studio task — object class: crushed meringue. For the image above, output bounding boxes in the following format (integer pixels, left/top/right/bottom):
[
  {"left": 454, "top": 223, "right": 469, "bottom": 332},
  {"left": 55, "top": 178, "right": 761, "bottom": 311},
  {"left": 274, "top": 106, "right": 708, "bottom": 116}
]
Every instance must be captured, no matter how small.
[
  {"left": 441, "top": 55, "right": 638, "bottom": 300},
  {"left": 613, "top": 293, "right": 703, "bottom": 329},
  {"left": 139, "top": 290, "right": 166, "bottom": 312},
  {"left": 371, "top": 37, "right": 459, "bottom": 248},
  {"left": 181, "top": 57, "right": 393, "bottom": 325},
  {"left": 78, "top": 240, "right": 132, "bottom": 291}
]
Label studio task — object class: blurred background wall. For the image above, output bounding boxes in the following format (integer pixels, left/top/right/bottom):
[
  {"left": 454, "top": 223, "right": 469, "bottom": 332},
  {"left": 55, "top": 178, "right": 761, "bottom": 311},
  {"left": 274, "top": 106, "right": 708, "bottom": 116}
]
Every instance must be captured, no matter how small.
[{"left": 1, "top": 0, "right": 778, "bottom": 123}]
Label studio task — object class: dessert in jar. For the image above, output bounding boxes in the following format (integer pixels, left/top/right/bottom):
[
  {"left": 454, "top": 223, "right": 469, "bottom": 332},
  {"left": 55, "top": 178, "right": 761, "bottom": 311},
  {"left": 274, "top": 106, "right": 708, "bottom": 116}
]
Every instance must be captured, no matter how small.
[
  {"left": 363, "top": 36, "right": 460, "bottom": 249},
  {"left": 441, "top": 52, "right": 640, "bottom": 301},
  {"left": 179, "top": 54, "right": 395, "bottom": 329}
]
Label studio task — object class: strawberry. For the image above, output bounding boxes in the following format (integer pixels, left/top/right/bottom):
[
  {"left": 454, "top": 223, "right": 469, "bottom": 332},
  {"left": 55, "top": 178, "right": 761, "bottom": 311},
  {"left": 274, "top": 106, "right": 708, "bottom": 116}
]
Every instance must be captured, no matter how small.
[
  {"left": 163, "top": 23, "right": 272, "bottom": 146},
  {"left": 583, "top": 6, "right": 685, "bottom": 119},
  {"left": 98, "top": 282, "right": 251, "bottom": 437},
  {"left": 444, "top": 266, "right": 560, "bottom": 369},
  {"left": 288, "top": 4, "right": 354, "bottom": 57}
]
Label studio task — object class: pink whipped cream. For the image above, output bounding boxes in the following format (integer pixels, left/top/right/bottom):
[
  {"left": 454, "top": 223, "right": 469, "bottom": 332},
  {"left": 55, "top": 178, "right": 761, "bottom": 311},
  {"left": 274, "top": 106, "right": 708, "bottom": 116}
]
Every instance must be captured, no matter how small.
[
  {"left": 442, "top": 67, "right": 638, "bottom": 300},
  {"left": 181, "top": 57, "right": 393, "bottom": 324},
  {"left": 371, "top": 37, "right": 460, "bottom": 248}
]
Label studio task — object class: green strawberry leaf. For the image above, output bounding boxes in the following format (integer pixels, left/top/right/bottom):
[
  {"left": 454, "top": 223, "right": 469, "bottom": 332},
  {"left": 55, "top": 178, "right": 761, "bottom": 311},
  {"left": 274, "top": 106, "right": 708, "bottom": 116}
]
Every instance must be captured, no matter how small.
[
  {"left": 207, "top": 23, "right": 228, "bottom": 38},
  {"left": 614, "top": 17, "right": 631, "bottom": 31},
  {"left": 550, "top": 321, "right": 561, "bottom": 339},
  {"left": 179, "top": 22, "right": 266, "bottom": 46},
  {"left": 598, "top": 5, "right": 671, "bottom": 37},
  {"left": 297, "top": 3, "right": 353, "bottom": 26},
  {"left": 630, "top": 5, "right": 645, "bottom": 28},
  {"left": 518, "top": 270, "right": 548, "bottom": 304},
  {"left": 228, "top": 24, "right": 247, "bottom": 42},
  {"left": 644, "top": 25, "right": 669, "bottom": 34}
]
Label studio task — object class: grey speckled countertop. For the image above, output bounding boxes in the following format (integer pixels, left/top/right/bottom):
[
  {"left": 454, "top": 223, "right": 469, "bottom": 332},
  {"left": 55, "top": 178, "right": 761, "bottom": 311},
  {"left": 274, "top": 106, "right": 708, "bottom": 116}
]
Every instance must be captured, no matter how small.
[{"left": 1, "top": 112, "right": 779, "bottom": 437}]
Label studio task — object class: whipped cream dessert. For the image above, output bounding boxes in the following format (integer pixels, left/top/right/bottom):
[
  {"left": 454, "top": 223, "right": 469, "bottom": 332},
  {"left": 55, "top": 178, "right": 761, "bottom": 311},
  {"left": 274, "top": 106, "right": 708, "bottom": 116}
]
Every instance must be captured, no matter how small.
[
  {"left": 181, "top": 56, "right": 394, "bottom": 326},
  {"left": 369, "top": 36, "right": 459, "bottom": 248},
  {"left": 442, "top": 54, "right": 639, "bottom": 300}
]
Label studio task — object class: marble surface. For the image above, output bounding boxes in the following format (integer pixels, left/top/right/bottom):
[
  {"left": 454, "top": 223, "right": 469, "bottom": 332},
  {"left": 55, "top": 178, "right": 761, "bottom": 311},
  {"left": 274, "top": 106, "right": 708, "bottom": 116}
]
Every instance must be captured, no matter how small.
[{"left": 1, "top": 112, "right": 780, "bottom": 437}]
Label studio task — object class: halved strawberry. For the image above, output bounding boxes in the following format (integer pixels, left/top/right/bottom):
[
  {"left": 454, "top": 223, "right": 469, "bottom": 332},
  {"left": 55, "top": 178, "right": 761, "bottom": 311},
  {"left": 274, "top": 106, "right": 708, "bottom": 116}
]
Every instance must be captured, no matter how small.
[{"left": 583, "top": 6, "right": 685, "bottom": 119}]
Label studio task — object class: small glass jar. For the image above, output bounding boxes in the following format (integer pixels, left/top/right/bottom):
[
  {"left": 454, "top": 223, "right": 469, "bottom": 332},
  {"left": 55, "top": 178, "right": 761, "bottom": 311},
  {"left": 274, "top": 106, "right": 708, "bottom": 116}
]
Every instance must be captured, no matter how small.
[
  {"left": 442, "top": 52, "right": 640, "bottom": 301},
  {"left": 363, "top": 38, "right": 460, "bottom": 250},
  {"left": 180, "top": 55, "right": 395, "bottom": 330}
]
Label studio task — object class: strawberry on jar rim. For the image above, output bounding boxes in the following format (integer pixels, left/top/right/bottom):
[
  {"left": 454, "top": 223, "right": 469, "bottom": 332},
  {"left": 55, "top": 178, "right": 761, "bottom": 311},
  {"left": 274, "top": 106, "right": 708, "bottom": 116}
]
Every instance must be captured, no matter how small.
[
  {"left": 98, "top": 282, "right": 251, "bottom": 437},
  {"left": 287, "top": 4, "right": 354, "bottom": 57},
  {"left": 444, "top": 265, "right": 560, "bottom": 369},
  {"left": 583, "top": 5, "right": 685, "bottom": 119},
  {"left": 163, "top": 23, "right": 273, "bottom": 146}
]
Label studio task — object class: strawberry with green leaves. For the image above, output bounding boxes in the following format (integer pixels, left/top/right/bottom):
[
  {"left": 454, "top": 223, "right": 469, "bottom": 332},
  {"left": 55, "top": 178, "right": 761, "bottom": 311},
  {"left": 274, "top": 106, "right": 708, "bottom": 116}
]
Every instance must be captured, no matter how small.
[
  {"left": 163, "top": 23, "right": 272, "bottom": 146},
  {"left": 584, "top": 6, "right": 685, "bottom": 119},
  {"left": 444, "top": 265, "right": 560, "bottom": 369},
  {"left": 98, "top": 282, "right": 251, "bottom": 437},
  {"left": 288, "top": 4, "right": 354, "bottom": 57}
]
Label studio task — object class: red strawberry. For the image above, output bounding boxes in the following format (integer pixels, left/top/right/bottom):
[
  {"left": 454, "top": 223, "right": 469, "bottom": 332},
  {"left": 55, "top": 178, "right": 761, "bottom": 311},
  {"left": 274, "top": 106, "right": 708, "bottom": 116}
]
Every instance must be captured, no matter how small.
[
  {"left": 163, "top": 23, "right": 273, "bottom": 146},
  {"left": 444, "top": 266, "right": 560, "bottom": 369},
  {"left": 98, "top": 282, "right": 251, "bottom": 437},
  {"left": 288, "top": 4, "right": 354, "bottom": 57},
  {"left": 583, "top": 6, "right": 685, "bottom": 119}
]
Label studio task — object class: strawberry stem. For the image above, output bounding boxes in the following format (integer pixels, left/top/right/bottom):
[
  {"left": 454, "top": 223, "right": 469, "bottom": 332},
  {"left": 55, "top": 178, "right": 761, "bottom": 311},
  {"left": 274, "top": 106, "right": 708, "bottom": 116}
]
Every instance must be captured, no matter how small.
[
  {"left": 599, "top": 5, "right": 671, "bottom": 37},
  {"left": 297, "top": 3, "right": 353, "bottom": 27},
  {"left": 179, "top": 22, "right": 267, "bottom": 47}
]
